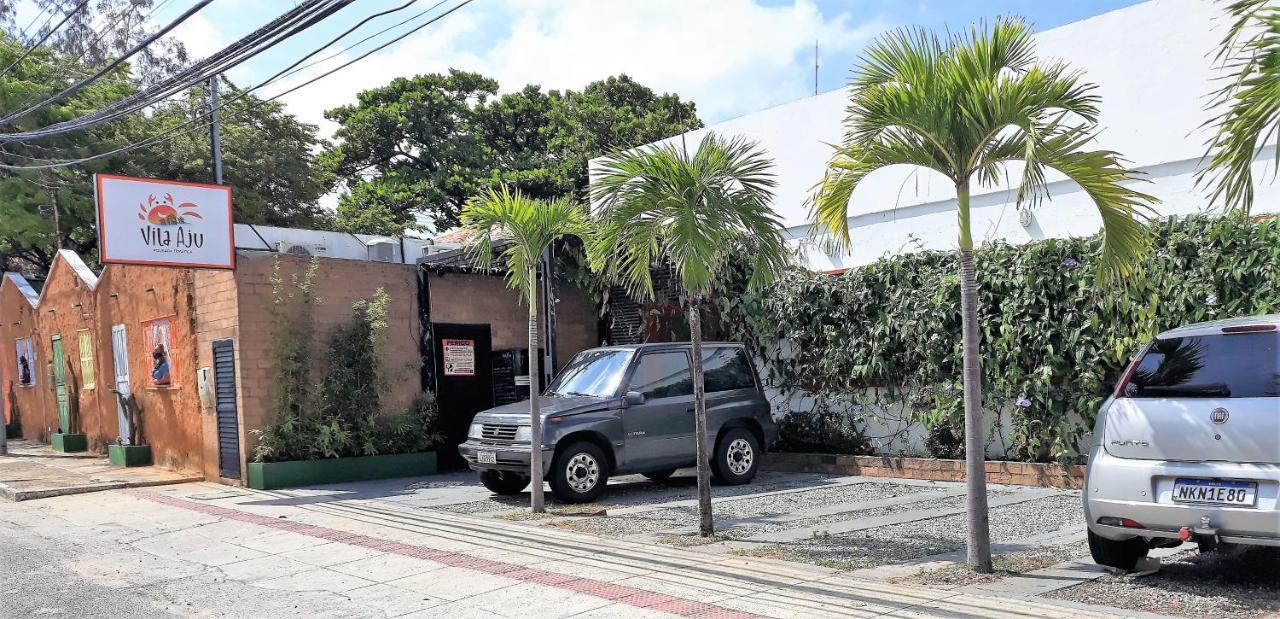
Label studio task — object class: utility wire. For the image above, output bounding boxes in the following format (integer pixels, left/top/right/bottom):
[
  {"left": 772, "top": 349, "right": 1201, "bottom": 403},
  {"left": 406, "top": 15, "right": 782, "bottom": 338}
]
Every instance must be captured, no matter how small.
[
  {"left": 0, "top": 0, "right": 350, "bottom": 141},
  {"left": 0, "top": 0, "right": 214, "bottom": 127},
  {"left": 0, "top": 0, "right": 474, "bottom": 170},
  {"left": 0, "top": 0, "right": 91, "bottom": 78}
]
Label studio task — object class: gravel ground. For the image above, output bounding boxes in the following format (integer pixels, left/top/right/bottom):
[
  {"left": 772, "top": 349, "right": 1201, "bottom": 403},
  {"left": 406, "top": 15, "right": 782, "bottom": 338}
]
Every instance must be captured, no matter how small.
[
  {"left": 534, "top": 481, "right": 936, "bottom": 537},
  {"left": 896, "top": 540, "right": 1091, "bottom": 588},
  {"left": 1045, "top": 546, "right": 1280, "bottom": 619},
  {"left": 429, "top": 471, "right": 843, "bottom": 515},
  {"left": 764, "top": 493, "right": 1085, "bottom": 569}
]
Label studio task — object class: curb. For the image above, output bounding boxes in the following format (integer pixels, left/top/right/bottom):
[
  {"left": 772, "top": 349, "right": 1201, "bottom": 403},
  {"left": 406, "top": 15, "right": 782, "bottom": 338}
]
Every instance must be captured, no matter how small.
[
  {"left": 762, "top": 453, "right": 1085, "bottom": 488},
  {"left": 0, "top": 475, "right": 201, "bottom": 502}
]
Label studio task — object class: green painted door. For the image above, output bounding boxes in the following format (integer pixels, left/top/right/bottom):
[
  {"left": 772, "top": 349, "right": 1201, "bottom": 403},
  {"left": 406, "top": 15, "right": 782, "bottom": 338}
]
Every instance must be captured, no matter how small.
[{"left": 51, "top": 335, "right": 69, "bottom": 433}]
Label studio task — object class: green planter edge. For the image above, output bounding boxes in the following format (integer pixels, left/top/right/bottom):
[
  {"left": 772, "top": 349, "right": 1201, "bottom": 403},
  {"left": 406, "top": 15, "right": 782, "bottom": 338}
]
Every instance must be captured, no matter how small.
[
  {"left": 247, "top": 451, "right": 437, "bottom": 490},
  {"left": 51, "top": 432, "right": 87, "bottom": 453},
  {"left": 108, "top": 444, "right": 152, "bottom": 467}
]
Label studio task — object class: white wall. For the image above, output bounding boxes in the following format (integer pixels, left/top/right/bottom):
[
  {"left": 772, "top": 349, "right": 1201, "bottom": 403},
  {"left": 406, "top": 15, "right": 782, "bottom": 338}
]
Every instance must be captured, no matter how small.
[{"left": 593, "top": 0, "right": 1279, "bottom": 271}]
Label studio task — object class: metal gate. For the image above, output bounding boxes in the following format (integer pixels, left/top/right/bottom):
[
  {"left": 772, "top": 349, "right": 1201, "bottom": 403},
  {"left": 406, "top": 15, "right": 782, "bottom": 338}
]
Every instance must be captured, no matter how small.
[{"left": 212, "top": 339, "right": 241, "bottom": 480}]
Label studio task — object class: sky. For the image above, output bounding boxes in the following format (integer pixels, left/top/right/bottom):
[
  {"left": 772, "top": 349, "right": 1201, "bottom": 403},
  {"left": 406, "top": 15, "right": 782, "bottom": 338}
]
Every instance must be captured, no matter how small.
[{"left": 29, "top": 0, "right": 1147, "bottom": 138}]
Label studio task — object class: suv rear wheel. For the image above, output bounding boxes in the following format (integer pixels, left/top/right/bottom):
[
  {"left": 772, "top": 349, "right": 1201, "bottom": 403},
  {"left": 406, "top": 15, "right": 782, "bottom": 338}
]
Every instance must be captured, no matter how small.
[
  {"left": 479, "top": 470, "right": 530, "bottom": 495},
  {"left": 712, "top": 428, "right": 759, "bottom": 485},
  {"left": 1088, "top": 530, "right": 1149, "bottom": 571},
  {"left": 551, "top": 441, "right": 609, "bottom": 503}
]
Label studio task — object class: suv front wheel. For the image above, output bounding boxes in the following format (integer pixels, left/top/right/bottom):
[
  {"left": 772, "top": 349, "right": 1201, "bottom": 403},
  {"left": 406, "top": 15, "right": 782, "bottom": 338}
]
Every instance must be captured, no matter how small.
[
  {"left": 551, "top": 441, "right": 609, "bottom": 503},
  {"left": 1088, "top": 530, "right": 1149, "bottom": 571},
  {"left": 713, "top": 428, "right": 760, "bottom": 485}
]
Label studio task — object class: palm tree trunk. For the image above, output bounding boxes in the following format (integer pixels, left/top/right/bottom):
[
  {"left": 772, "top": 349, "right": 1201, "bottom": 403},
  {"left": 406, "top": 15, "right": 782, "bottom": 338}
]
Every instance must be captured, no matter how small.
[
  {"left": 956, "top": 181, "right": 992, "bottom": 573},
  {"left": 528, "top": 272, "right": 545, "bottom": 513},
  {"left": 688, "top": 302, "right": 714, "bottom": 537}
]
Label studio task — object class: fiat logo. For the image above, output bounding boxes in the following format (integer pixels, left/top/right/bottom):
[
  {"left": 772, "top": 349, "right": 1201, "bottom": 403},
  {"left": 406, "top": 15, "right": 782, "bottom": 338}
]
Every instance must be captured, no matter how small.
[{"left": 1210, "top": 408, "right": 1230, "bottom": 424}]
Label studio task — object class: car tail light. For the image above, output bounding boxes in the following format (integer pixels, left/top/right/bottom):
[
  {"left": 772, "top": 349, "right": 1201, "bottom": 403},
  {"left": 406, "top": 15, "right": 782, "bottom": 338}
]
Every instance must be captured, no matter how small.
[
  {"left": 1222, "top": 324, "right": 1277, "bottom": 334},
  {"left": 1097, "top": 517, "right": 1145, "bottom": 528},
  {"left": 1112, "top": 343, "right": 1150, "bottom": 398}
]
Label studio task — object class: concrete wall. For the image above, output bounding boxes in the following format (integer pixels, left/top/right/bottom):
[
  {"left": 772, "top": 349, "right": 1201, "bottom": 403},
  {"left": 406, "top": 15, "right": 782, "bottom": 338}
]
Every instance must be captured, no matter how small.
[{"left": 233, "top": 252, "right": 424, "bottom": 461}]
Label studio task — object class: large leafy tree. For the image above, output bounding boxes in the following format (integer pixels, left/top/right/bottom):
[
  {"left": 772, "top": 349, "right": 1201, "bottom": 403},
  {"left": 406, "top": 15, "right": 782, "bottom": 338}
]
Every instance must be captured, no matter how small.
[
  {"left": 323, "top": 70, "right": 701, "bottom": 234},
  {"left": 590, "top": 133, "right": 791, "bottom": 536},
  {"left": 462, "top": 186, "right": 591, "bottom": 513},
  {"left": 810, "top": 18, "right": 1157, "bottom": 572},
  {"left": 1200, "top": 0, "right": 1280, "bottom": 211}
]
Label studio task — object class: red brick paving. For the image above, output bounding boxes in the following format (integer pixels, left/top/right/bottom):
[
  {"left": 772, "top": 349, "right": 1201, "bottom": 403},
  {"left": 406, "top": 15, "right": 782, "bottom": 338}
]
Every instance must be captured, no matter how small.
[{"left": 133, "top": 490, "right": 762, "bottom": 618}]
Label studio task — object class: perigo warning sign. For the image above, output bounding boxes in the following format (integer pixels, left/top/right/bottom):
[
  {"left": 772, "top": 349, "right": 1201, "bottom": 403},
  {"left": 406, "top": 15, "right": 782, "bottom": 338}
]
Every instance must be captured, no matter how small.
[
  {"left": 95, "top": 174, "right": 235, "bottom": 269},
  {"left": 442, "top": 339, "right": 475, "bottom": 376}
]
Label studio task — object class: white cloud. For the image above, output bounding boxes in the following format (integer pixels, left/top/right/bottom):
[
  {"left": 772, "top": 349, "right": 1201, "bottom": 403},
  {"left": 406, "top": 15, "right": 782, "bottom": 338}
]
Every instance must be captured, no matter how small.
[
  {"left": 268, "top": 0, "right": 889, "bottom": 137},
  {"left": 164, "top": 13, "right": 226, "bottom": 62}
]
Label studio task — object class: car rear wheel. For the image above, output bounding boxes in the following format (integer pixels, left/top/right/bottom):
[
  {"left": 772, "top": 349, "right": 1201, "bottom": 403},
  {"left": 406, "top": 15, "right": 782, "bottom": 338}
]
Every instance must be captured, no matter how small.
[
  {"left": 479, "top": 470, "right": 530, "bottom": 495},
  {"left": 712, "top": 428, "right": 759, "bottom": 485},
  {"left": 1088, "top": 530, "right": 1149, "bottom": 571},
  {"left": 551, "top": 441, "right": 609, "bottom": 503},
  {"left": 642, "top": 469, "right": 677, "bottom": 481}
]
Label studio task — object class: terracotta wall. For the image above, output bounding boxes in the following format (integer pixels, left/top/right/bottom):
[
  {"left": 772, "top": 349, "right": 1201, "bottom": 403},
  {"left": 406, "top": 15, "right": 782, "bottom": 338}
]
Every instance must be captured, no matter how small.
[
  {"left": 0, "top": 275, "right": 46, "bottom": 435},
  {"left": 34, "top": 254, "right": 110, "bottom": 447},
  {"left": 233, "top": 252, "right": 423, "bottom": 460},
  {"left": 94, "top": 264, "right": 205, "bottom": 472},
  {"left": 191, "top": 269, "right": 242, "bottom": 482},
  {"left": 427, "top": 272, "right": 598, "bottom": 373}
]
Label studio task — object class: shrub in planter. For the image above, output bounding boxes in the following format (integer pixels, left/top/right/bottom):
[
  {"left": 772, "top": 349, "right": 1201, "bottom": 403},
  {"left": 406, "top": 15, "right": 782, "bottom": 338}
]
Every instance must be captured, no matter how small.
[{"left": 774, "top": 406, "right": 873, "bottom": 456}]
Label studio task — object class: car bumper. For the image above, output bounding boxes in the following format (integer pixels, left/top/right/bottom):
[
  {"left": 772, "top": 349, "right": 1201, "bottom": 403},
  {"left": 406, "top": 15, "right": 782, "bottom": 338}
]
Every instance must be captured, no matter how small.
[
  {"left": 1085, "top": 447, "right": 1280, "bottom": 547},
  {"left": 458, "top": 440, "right": 554, "bottom": 475}
]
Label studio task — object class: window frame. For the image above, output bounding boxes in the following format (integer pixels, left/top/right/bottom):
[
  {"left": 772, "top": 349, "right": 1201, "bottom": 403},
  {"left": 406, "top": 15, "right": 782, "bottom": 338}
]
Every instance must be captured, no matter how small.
[
  {"left": 143, "top": 316, "right": 178, "bottom": 389},
  {"left": 14, "top": 337, "right": 36, "bottom": 387}
]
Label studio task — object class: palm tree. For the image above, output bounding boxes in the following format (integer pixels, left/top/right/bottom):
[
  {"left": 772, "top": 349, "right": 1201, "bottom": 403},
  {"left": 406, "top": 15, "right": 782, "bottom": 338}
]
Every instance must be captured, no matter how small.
[
  {"left": 1200, "top": 0, "right": 1280, "bottom": 211},
  {"left": 810, "top": 18, "right": 1157, "bottom": 572},
  {"left": 590, "top": 133, "right": 791, "bottom": 536},
  {"left": 462, "top": 186, "right": 591, "bottom": 513}
]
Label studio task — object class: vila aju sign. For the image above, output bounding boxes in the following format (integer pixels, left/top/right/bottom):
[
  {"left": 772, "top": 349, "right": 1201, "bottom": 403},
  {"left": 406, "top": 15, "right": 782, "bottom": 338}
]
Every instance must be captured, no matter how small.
[{"left": 95, "top": 174, "right": 234, "bottom": 269}]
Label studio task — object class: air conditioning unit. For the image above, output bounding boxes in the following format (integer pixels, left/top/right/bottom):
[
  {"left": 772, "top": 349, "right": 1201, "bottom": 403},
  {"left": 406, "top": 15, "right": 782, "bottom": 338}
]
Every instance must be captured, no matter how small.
[
  {"left": 422, "top": 244, "right": 453, "bottom": 257},
  {"left": 366, "top": 239, "right": 397, "bottom": 263},
  {"left": 275, "top": 241, "right": 325, "bottom": 257}
]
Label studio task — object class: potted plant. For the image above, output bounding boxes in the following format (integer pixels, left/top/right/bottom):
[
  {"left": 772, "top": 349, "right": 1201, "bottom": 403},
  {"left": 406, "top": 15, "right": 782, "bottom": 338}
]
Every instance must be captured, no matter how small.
[{"left": 108, "top": 391, "right": 151, "bottom": 467}]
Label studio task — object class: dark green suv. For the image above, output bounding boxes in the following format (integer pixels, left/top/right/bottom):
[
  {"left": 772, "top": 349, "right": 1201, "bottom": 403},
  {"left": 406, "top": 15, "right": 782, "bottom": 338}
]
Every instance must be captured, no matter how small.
[{"left": 458, "top": 342, "right": 778, "bottom": 502}]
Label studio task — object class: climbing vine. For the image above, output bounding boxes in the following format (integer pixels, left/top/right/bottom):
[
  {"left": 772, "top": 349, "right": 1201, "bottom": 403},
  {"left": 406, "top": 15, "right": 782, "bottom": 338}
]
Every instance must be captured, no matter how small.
[{"left": 722, "top": 214, "right": 1280, "bottom": 462}]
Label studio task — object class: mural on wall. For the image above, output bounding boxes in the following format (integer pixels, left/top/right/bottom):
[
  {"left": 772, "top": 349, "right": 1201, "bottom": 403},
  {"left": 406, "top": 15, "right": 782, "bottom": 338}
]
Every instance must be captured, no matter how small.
[{"left": 14, "top": 338, "right": 35, "bottom": 387}]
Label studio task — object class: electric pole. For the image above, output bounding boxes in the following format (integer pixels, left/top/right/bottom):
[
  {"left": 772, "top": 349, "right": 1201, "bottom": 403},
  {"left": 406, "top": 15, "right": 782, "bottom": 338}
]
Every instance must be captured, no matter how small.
[
  {"left": 208, "top": 75, "right": 224, "bottom": 184},
  {"left": 51, "top": 189, "right": 62, "bottom": 250}
]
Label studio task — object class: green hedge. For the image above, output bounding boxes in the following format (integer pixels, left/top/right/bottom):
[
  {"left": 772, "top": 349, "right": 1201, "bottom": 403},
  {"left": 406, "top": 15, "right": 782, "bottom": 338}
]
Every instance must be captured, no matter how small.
[{"left": 724, "top": 214, "right": 1280, "bottom": 462}]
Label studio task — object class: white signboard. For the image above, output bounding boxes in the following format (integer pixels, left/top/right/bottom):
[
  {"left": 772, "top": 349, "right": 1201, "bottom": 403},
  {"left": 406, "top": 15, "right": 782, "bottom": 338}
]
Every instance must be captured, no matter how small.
[
  {"left": 442, "top": 339, "right": 475, "bottom": 376},
  {"left": 95, "top": 174, "right": 235, "bottom": 269}
]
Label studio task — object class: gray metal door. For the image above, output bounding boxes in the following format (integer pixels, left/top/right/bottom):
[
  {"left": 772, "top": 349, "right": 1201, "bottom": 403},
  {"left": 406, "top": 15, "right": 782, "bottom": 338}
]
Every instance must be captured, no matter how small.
[{"left": 212, "top": 339, "right": 241, "bottom": 479}]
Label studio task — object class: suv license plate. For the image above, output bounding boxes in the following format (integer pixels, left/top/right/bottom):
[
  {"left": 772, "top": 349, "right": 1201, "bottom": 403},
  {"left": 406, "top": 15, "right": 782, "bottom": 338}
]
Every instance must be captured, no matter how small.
[
  {"left": 1172, "top": 478, "right": 1257, "bottom": 507},
  {"left": 477, "top": 451, "right": 497, "bottom": 465}
]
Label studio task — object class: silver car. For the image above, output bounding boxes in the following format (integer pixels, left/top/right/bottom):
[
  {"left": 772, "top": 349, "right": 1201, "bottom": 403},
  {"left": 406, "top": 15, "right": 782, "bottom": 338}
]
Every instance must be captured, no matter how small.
[{"left": 1085, "top": 315, "right": 1280, "bottom": 570}]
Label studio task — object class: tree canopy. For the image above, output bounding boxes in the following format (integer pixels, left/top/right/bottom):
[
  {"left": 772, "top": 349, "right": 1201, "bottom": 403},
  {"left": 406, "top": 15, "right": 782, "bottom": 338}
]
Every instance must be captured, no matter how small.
[{"left": 323, "top": 70, "right": 702, "bottom": 235}]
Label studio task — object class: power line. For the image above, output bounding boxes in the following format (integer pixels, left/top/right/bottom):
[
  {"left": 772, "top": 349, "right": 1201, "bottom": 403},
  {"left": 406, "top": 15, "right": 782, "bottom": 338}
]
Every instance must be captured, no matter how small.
[
  {"left": 0, "top": 0, "right": 215, "bottom": 127},
  {"left": 0, "top": 0, "right": 474, "bottom": 170},
  {"left": 0, "top": 0, "right": 91, "bottom": 79},
  {"left": 0, "top": 0, "right": 351, "bottom": 141}
]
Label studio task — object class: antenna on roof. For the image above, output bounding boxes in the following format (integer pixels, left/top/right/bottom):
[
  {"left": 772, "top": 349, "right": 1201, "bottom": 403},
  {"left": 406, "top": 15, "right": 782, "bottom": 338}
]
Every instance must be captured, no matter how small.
[{"left": 814, "top": 39, "right": 819, "bottom": 96}]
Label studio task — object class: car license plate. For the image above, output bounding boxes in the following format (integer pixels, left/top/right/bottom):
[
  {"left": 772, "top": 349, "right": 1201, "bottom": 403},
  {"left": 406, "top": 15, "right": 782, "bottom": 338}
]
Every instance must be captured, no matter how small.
[
  {"left": 477, "top": 451, "right": 497, "bottom": 465},
  {"left": 1172, "top": 478, "right": 1257, "bottom": 507}
]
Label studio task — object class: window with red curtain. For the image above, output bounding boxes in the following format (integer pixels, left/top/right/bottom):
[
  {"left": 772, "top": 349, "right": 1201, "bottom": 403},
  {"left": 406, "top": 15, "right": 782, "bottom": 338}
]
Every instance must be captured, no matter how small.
[{"left": 145, "top": 318, "right": 175, "bottom": 388}]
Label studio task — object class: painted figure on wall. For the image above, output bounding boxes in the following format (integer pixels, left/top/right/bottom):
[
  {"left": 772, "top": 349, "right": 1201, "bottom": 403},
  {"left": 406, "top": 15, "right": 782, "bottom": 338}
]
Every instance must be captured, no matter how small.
[{"left": 151, "top": 345, "right": 171, "bottom": 387}]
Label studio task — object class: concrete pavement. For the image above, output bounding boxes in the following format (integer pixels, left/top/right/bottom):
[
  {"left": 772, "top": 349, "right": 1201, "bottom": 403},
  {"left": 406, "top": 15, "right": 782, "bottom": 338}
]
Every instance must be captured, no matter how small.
[
  {"left": 0, "top": 480, "right": 1175, "bottom": 618},
  {"left": 0, "top": 440, "right": 199, "bottom": 501}
]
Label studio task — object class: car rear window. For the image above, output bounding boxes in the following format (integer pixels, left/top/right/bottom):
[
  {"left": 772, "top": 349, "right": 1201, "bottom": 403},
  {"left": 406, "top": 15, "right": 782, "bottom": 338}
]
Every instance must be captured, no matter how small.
[
  {"left": 703, "top": 347, "right": 756, "bottom": 392},
  {"left": 1121, "top": 332, "right": 1280, "bottom": 399},
  {"left": 629, "top": 351, "right": 693, "bottom": 399}
]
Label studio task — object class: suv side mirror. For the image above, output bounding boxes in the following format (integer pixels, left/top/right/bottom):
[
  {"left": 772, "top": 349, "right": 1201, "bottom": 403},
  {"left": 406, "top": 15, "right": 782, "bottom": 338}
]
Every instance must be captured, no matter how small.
[{"left": 623, "top": 391, "right": 646, "bottom": 407}]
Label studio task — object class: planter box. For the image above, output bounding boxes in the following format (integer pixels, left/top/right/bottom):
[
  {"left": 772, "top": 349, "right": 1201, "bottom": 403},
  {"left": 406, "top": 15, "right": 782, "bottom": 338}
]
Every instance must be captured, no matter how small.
[
  {"left": 50, "top": 432, "right": 87, "bottom": 453},
  {"left": 247, "top": 452, "right": 437, "bottom": 490},
  {"left": 108, "top": 444, "right": 152, "bottom": 467},
  {"left": 5, "top": 423, "right": 19, "bottom": 439}
]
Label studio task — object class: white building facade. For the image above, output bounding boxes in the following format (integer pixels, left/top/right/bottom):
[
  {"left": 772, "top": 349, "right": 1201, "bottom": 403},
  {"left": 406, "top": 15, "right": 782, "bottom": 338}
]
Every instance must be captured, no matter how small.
[{"left": 600, "top": 0, "right": 1278, "bottom": 271}]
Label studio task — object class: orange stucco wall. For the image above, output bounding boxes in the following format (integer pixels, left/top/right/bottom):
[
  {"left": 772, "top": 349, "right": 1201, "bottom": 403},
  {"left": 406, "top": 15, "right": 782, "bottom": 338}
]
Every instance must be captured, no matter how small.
[{"left": 0, "top": 275, "right": 46, "bottom": 435}]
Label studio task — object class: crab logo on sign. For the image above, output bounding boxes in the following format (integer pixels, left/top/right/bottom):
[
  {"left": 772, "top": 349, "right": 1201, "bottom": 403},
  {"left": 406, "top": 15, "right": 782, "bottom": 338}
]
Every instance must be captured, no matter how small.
[{"left": 96, "top": 174, "right": 234, "bottom": 269}]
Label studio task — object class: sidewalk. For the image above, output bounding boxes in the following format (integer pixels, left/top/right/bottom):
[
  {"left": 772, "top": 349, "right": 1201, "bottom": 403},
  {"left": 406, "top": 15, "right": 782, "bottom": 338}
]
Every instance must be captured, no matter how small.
[
  {"left": 6, "top": 480, "right": 1169, "bottom": 619},
  {"left": 0, "top": 439, "right": 199, "bottom": 501}
]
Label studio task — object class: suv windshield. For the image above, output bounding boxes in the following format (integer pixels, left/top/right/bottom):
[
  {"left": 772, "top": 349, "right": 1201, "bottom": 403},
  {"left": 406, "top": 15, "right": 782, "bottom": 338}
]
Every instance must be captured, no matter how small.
[
  {"left": 546, "top": 349, "right": 633, "bottom": 397},
  {"left": 1121, "top": 332, "right": 1280, "bottom": 398}
]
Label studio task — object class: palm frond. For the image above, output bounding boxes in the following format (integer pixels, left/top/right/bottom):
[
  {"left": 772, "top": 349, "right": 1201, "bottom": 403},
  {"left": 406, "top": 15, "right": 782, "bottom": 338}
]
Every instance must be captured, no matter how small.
[{"left": 589, "top": 133, "right": 792, "bottom": 300}]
